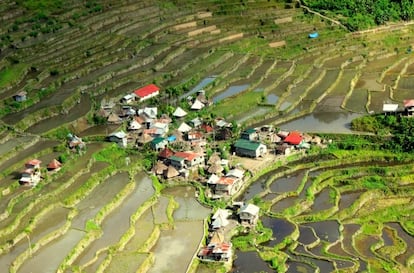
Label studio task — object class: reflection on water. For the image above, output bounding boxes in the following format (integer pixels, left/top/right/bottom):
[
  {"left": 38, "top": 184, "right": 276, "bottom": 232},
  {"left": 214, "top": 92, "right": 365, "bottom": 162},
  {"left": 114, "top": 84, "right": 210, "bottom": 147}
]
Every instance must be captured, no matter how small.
[
  {"left": 180, "top": 76, "right": 217, "bottom": 99},
  {"left": 280, "top": 112, "right": 363, "bottom": 133},
  {"left": 213, "top": 84, "right": 250, "bottom": 102},
  {"left": 266, "top": 94, "right": 279, "bottom": 104}
]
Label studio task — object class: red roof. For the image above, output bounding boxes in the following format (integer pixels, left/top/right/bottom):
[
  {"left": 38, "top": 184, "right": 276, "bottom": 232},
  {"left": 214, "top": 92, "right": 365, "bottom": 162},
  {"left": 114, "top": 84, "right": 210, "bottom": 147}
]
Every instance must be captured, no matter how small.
[
  {"left": 48, "top": 159, "right": 62, "bottom": 169},
  {"left": 133, "top": 84, "right": 159, "bottom": 98},
  {"left": 174, "top": 151, "right": 200, "bottom": 161},
  {"left": 404, "top": 99, "right": 414, "bottom": 108},
  {"left": 216, "top": 176, "right": 237, "bottom": 185},
  {"left": 159, "top": 148, "right": 174, "bottom": 159},
  {"left": 284, "top": 131, "right": 303, "bottom": 145},
  {"left": 201, "top": 124, "right": 214, "bottom": 133},
  {"left": 26, "top": 159, "right": 42, "bottom": 167}
]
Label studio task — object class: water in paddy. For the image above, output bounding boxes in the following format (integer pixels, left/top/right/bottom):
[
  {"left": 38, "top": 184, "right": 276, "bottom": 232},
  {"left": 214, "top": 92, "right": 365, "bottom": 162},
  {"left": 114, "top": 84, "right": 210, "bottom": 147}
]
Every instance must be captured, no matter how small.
[
  {"left": 271, "top": 196, "right": 297, "bottom": 213},
  {"left": 305, "top": 221, "right": 340, "bottom": 243},
  {"left": 26, "top": 94, "right": 91, "bottom": 134},
  {"left": 266, "top": 94, "right": 279, "bottom": 104},
  {"left": 381, "top": 227, "right": 394, "bottom": 246},
  {"left": 180, "top": 76, "right": 217, "bottom": 99},
  {"left": 287, "top": 252, "right": 335, "bottom": 273},
  {"left": 339, "top": 190, "right": 364, "bottom": 210},
  {"left": 388, "top": 222, "right": 414, "bottom": 264},
  {"left": 232, "top": 250, "right": 273, "bottom": 273},
  {"left": 0, "top": 136, "right": 32, "bottom": 155},
  {"left": 279, "top": 112, "right": 363, "bottom": 133},
  {"left": 298, "top": 225, "right": 318, "bottom": 245},
  {"left": 269, "top": 171, "right": 304, "bottom": 193},
  {"left": 74, "top": 172, "right": 154, "bottom": 267},
  {"left": 261, "top": 216, "right": 295, "bottom": 247},
  {"left": 162, "top": 185, "right": 210, "bottom": 221},
  {"left": 212, "top": 84, "right": 250, "bottom": 102},
  {"left": 79, "top": 124, "right": 121, "bottom": 137},
  {"left": 310, "top": 187, "right": 333, "bottom": 212},
  {"left": 286, "top": 260, "right": 315, "bottom": 273}
]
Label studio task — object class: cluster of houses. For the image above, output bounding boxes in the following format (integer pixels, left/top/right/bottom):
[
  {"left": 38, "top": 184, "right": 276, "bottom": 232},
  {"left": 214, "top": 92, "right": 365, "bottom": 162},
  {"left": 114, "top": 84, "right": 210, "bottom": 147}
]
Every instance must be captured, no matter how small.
[
  {"left": 19, "top": 158, "right": 62, "bottom": 187},
  {"left": 382, "top": 99, "right": 414, "bottom": 115},
  {"left": 197, "top": 203, "right": 260, "bottom": 262}
]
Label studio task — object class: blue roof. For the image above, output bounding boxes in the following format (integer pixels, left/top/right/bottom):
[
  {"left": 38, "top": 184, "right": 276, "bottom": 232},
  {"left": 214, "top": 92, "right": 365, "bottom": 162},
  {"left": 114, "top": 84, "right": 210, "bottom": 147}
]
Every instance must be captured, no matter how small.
[
  {"left": 167, "top": 135, "right": 176, "bottom": 142},
  {"left": 309, "top": 32, "right": 319, "bottom": 38}
]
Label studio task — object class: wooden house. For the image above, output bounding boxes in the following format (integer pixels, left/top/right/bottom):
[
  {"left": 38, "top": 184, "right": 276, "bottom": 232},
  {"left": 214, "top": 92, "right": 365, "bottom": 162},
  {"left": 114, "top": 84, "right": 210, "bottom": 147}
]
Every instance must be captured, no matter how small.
[
  {"left": 47, "top": 159, "right": 62, "bottom": 172},
  {"left": 14, "top": 91, "right": 27, "bottom": 102},
  {"left": 241, "top": 128, "right": 258, "bottom": 141},
  {"left": 108, "top": 131, "right": 128, "bottom": 148}
]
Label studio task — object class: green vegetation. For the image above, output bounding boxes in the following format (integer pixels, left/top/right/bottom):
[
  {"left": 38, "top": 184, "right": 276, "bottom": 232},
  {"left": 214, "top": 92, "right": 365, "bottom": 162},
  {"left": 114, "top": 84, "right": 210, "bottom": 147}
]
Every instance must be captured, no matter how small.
[
  {"left": 304, "top": 0, "right": 414, "bottom": 30},
  {"left": 0, "top": 64, "right": 28, "bottom": 88},
  {"left": 351, "top": 114, "right": 414, "bottom": 152}
]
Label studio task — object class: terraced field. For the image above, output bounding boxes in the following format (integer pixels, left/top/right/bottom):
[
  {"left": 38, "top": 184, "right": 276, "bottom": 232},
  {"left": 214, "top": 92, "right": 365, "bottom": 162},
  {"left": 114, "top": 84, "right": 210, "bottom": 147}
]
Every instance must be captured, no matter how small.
[{"left": 1, "top": 1, "right": 414, "bottom": 273}]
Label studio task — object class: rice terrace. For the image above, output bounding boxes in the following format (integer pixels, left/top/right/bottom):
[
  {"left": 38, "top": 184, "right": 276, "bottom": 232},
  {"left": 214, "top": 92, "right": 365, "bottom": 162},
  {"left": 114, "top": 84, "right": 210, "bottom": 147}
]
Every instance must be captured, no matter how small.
[{"left": 1, "top": 0, "right": 414, "bottom": 272}]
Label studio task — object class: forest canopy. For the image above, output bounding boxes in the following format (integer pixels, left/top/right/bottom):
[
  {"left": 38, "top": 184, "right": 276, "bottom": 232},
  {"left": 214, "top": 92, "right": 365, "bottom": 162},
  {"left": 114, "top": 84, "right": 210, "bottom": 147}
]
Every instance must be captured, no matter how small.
[{"left": 302, "top": 0, "right": 414, "bottom": 30}]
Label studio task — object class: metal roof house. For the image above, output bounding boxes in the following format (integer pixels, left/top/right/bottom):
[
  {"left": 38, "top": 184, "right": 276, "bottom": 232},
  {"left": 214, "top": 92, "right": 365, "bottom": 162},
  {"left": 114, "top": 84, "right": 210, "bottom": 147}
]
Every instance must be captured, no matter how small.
[
  {"left": 133, "top": 84, "right": 160, "bottom": 102},
  {"left": 234, "top": 139, "right": 267, "bottom": 158}
]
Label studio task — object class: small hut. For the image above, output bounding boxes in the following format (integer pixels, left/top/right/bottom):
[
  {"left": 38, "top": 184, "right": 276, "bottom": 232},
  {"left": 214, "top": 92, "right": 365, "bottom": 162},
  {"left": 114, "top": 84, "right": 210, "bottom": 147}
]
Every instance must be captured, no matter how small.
[
  {"left": 164, "top": 165, "right": 179, "bottom": 179},
  {"left": 47, "top": 159, "right": 62, "bottom": 172},
  {"left": 152, "top": 161, "right": 168, "bottom": 175}
]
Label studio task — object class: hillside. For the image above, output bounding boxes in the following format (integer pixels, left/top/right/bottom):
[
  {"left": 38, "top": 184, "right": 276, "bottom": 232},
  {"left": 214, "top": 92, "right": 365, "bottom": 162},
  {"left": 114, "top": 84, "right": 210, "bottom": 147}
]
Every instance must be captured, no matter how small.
[{"left": 0, "top": 1, "right": 414, "bottom": 273}]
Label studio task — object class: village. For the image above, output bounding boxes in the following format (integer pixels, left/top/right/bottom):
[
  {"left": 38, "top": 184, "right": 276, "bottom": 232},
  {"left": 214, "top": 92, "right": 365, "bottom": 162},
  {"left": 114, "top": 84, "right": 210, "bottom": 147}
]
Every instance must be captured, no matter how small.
[{"left": 17, "top": 83, "right": 414, "bottom": 267}]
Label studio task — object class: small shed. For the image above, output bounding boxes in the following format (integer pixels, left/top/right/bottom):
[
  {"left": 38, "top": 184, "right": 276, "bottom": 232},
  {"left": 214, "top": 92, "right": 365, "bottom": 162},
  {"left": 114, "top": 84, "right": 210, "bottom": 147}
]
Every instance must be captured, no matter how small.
[
  {"left": 14, "top": 91, "right": 27, "bottom": 102},
  {"left": 383, "top": 103, "right": 398, "bottom": 114},
  {"left": 173, "top": 107, "right": 188, "bottom": 118}
]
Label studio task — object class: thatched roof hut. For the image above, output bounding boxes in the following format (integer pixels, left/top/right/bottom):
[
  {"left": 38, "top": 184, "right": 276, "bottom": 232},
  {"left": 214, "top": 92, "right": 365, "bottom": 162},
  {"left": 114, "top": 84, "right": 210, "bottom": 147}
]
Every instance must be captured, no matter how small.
[
  {"left": 164, "top": 165, "right": 179, "bottom": 179},
  {"left": 152, "top": 161, "right": 168, "bottom": 175}
]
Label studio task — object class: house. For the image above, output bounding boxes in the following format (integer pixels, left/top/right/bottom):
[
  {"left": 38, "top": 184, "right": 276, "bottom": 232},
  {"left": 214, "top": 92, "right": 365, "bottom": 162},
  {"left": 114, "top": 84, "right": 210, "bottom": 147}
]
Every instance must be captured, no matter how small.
[
  {"left": 173, "top": 107, "right": 188, "bottom": 118},
  {"left": 234, "top": 139, "right": 267, "bottom": 158},
  {"left": 20, "top": 168, "right": 41, "bottom": 186},
  {"left": 211, "top": 209, "right": 230, "bottom": 230},
  {"left": 136, "top": 133, "right": 153, "bottom": 146},
  {"left": 133, "top": 84, "right": 160, "bottom": 102},
  {"left": 25, "top": 159, "right": 42, "bottom": 169},
  {"left": 191, "top": 99, "right": 205, "bottom": 110},
  {"left": 241, "top": 128, "right": 258, "bottom": 141},
  {"left": 239, "top": 203, "right": 260, "bottom": 226},
  {"left": 107, "top": 112, "right": 123, "bottom": 124},
  {"left": 152, "top": 161, "right": 168, "bottom": 175},
  {"left": 121, "top": 94, "right": 134, "bottom": 104},
  {"left": 20, "top": 159, "right": 42, "bottom": 186},
  {"left": 138, "top": 107, "right": 158, "bottom": 119},
  {"left": 208, "top": 168, "right": 245, "bottom": 197},
  {"left": 151, "top": 137, "right": 168, "bottom": 151},
  {"left": 164, "top": 165, "right": 180, "bottom": 179},
  {"left": 178, "top": 122, "right": 192, "bottom": 133},
  {"left": 14, "top": 91, "right": 27, "bottom": 102},
  {"left": 67, "top": 134, "right": 85, "bottom": 151},
  {"left": 187, "top": 131, "right": 204, "bottom": 142},
  {"left": 404, "top": 99, "right": 414, "bottom": 115},
  {"left": 197, "top": 242, "right": 232, "bottom": 262},
  {"left": 158, "top": 147, "right": 174, "bottom": 160},
  {"left": 190, "top": 117, "right": 202, "bottom": 128},
  {"left": 284, "top": 131, "right": 303, "bottom": 145},
  {"left": 128, "top": 118, "right": 142, "bottom": 131},
  {"left": 108, "top": 131, "right": 128, "bottom": 147},
  {"left": 47, "top": 159, "right": 62, "bottom": 172},
  {"left": 383, "top": 103, "right": 398, "bottom": 114},
  {"left": 168, "top": 151, "right": 204, "bottom": 170},
  {"left": 150, "top": 121, "right": 169, "bottom": 137}
]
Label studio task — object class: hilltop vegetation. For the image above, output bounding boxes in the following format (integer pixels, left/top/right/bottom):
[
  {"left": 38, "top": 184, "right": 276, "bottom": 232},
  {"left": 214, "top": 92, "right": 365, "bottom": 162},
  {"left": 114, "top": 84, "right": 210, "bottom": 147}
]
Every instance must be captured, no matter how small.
[{"left": 303, "top": 0, "right": 414, "bottom": 30}]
